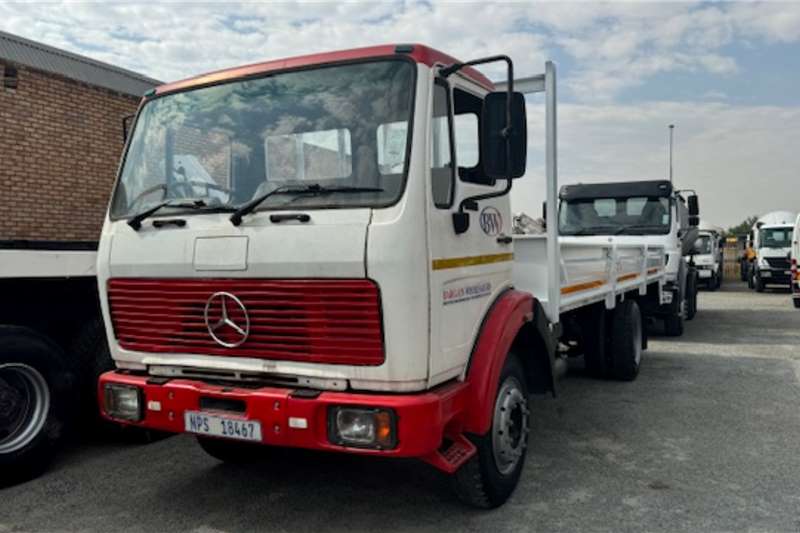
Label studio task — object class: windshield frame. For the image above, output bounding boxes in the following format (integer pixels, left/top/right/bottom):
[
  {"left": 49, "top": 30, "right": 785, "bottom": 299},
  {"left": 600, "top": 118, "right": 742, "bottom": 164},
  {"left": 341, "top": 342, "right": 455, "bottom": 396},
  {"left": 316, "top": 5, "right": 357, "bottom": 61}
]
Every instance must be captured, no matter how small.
[
  {"left": 109, "top": 55, "right": 418, "bottom": 221},
  {"left": 558, "top": 196, "right": 673, "bottom": 236}
]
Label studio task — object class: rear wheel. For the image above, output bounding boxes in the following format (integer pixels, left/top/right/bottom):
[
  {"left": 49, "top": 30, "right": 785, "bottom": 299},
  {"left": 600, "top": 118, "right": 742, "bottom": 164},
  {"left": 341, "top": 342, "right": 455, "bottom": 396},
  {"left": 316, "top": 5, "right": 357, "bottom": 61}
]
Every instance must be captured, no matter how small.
[
  {"left": 452, "top": 354, "right": 529, "bottom": 509},
  {"left": 196, "top": 436, "right": 265, "bottom": 463},
  {"left": 0, "top": 327, "right": 75, "bottom": 486},
  {"left": 608, "top": 300, "right": 642, "bottom": 381},
  {"left": 793, "top": 299, "right": 800, "bottom": 309}
]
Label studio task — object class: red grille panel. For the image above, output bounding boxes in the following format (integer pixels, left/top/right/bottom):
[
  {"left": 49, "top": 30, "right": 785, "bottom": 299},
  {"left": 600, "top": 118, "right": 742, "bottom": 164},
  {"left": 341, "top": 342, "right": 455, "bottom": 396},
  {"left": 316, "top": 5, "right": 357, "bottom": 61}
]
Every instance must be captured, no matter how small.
[{"left": 108, "top": 279, "right": 384, "bottom": 366}]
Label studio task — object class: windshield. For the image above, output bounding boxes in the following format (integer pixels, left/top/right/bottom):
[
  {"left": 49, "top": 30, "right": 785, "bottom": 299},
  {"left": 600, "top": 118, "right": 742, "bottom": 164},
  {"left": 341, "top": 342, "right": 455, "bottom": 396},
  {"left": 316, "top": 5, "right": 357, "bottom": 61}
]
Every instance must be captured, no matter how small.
[
  {"left": 759, "top": 227, "right": 792, "bottom": 248},
  {"left": 694, "top": 235, "right": 712, "bottom": 254},
  {"left": 559, "top": 196, "right": 671, "bottom": 236},
  {"left": 111, "top": 59, "right": 415, "bottom": 218}
]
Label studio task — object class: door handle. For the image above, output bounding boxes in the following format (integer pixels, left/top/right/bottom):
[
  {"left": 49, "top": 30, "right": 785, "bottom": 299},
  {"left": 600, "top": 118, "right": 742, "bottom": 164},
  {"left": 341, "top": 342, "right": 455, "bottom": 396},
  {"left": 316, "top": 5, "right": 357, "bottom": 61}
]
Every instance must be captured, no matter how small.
[{"left": 497, "top": 234, "right": 513, "bottom": 245}]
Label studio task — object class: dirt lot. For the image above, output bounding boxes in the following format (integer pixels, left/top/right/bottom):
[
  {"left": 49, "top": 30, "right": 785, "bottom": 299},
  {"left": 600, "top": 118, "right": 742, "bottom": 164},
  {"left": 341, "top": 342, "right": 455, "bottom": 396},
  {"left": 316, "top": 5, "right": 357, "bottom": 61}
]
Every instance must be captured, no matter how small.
[{"left": 2, "top": 282, "right": 799, "bottom": 533}]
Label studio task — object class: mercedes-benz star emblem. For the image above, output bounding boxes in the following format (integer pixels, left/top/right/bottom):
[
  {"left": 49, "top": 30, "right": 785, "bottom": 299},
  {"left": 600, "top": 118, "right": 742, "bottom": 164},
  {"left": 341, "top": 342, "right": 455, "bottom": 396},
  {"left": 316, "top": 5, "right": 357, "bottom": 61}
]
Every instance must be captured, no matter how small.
[{"left": 204, "top": 292, "right": 250, "bottom": 348}]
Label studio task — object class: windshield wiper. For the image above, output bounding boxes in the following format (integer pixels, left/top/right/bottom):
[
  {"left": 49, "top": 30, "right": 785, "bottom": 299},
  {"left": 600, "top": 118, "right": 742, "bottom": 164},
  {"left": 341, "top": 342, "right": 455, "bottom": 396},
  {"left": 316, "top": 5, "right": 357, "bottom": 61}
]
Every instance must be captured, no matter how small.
[
  {"left": 230, "top": 184, "right": 384, "bottom": 226},
  {"left": 128, "top": 199, "right": 210, "bottom": 231}
]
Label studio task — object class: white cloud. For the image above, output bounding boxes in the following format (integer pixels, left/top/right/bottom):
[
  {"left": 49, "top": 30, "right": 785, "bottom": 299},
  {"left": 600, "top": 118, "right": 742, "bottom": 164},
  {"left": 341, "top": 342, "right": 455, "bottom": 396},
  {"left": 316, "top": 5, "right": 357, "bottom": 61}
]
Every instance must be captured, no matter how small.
[{"left": 513, "top": 100, "right": 800, "bottom": 228}]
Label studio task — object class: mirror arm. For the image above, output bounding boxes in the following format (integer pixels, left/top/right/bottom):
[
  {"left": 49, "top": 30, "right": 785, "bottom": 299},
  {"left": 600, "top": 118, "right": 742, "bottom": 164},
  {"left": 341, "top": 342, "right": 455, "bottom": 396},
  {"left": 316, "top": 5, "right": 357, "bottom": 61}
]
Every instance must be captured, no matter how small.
[{"left": 442, "top": 55, "right": 516, "bottom": 235}]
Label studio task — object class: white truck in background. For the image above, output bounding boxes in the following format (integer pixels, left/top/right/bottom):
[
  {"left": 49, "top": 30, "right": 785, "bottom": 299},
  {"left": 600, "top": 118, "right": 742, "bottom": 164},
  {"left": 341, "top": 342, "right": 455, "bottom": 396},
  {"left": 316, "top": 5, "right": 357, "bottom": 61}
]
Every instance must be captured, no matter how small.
[
  {"left": 96, "top": 45, "right": 667, "bottom": 508},
  {"left": 691, "top": 221, "right": 725, "bottom": 291},
  {"left": 748, "top": 211, "right": 797, "bottom": 292},
  {"left": 791, "top": 214, "right": 800, "bottom": 308},
  {"left": 558, "top": 180, "right": 700, "bottom": 336}
]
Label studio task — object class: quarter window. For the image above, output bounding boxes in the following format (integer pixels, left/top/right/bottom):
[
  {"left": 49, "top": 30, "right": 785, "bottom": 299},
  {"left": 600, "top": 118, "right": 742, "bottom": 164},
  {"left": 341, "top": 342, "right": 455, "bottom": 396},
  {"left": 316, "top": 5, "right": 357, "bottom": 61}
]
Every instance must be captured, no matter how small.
[{"left": 431, "top": 81, "right": 454, "bottom": 208}]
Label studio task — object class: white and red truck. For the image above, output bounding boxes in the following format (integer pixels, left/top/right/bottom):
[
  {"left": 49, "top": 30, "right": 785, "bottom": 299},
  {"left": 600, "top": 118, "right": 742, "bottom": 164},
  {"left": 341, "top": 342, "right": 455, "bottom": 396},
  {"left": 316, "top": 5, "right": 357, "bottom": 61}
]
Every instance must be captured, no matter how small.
[{"left": 97, "top": 44, "right": 665, "bottom": 507}]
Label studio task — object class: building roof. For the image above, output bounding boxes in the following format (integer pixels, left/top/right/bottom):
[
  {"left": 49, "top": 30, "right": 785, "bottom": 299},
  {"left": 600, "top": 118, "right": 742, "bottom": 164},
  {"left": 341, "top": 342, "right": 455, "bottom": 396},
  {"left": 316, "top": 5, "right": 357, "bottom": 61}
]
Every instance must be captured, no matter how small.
[
  {"left": 155, "top": 43, "right": 494, "bottom": 97},
  {"left": 0, "top": 29, "right": 161, "bottom": 97}
]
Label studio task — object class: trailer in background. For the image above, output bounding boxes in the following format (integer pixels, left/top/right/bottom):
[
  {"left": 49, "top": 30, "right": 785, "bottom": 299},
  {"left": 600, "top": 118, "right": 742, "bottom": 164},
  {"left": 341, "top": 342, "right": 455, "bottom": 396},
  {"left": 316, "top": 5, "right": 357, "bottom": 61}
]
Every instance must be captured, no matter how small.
[{"left": 0, "top": 243, "right": 110, "bottom": 485}]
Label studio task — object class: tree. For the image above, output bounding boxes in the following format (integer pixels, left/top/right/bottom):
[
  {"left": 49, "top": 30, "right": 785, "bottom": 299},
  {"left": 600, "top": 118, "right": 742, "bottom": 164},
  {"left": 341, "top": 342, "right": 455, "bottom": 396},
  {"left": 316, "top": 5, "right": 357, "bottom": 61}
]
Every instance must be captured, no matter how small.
[{"left": 726, "top": 216, "right": 759, "bottom": 237}]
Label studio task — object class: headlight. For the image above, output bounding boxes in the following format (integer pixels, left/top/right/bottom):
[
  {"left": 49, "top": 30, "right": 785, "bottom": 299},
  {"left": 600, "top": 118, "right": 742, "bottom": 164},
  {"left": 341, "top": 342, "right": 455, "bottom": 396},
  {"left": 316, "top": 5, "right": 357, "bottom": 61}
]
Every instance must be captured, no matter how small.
[
  {"left": 328, "top": 406, "right": 396, "bottom": 449},
  {"left": 104, "top": 383, "right": 143, "bottom": 421}
]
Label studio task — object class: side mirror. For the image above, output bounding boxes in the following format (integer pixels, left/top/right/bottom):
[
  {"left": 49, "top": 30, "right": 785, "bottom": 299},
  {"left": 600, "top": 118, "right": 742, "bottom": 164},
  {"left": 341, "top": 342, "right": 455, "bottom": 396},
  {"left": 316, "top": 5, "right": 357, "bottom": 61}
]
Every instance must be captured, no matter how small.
[
  {"left": 481, "top": 91, "right": 527, "bottom": 180},
  {"left": 687, "top": 194, "right": 699, "bottom": 217},
  {"left": 122, "top": 114, "right": 135, "bottom": 142},
  {"left": 689, "top": 215, "right": 700, "bottom": 227}
]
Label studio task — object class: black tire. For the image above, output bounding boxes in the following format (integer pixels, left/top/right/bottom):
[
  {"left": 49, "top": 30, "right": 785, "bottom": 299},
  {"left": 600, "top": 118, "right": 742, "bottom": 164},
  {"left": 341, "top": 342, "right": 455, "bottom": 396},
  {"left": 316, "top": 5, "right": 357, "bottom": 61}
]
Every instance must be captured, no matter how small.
[
  {"left": 748, "top": 269, "right": 755, "bottom": 289},
  {"left": 581, "top": 305, "right": 609, "bottom": 379},
  {"left": 452, "top": 353, "right": 529, "bottom": 509},
  {"left": 608, "top": 300, "right": 643, "bottom": 381},
  {"left": 68, "top": 318, "right": 114, "bottom": 427},
  {"left": 708, "top": 273, "right": 719, "bottom": 292},
  {"left": 686, "top": 274, "right": 698, "bottom": 321},
  {"left": 756, "top": 275, "right": 765, "bottom": 293},
  {"left": 793, "top": 299, "right": 800, "bottom": 309},
  {"left": 196, "top": 436, "right": 265, "bottom": 463},
  {"left": 0, "top": 326, "right": 76, "bottom": 486},
  {"left": 664, "top": 312, "right": 684, "bottom": 337}
]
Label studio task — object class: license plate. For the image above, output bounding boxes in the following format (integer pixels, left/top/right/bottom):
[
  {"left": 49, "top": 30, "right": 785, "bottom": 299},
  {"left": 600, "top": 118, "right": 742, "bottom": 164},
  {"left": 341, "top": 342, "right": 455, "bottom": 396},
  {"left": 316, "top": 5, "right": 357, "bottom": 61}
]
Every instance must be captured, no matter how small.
[
  {"left": 785, "top": 271, "right": 792, "bottom": 276},
  {"left": 762, "top": 271, "right": 772, "bottom": 277},
  {"left": 698, "top": 270, "right": 712, "bottom": 278},
  {"left": 184, "top": 411, "right": 262, "bottom": 442}
]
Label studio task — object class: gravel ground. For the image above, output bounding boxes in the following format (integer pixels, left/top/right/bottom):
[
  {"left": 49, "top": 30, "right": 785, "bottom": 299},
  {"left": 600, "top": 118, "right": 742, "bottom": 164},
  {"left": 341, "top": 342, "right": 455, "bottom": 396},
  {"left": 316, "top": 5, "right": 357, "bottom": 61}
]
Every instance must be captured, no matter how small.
[{"left": 2, "top": 282, "right": 799, "bottom": 533}]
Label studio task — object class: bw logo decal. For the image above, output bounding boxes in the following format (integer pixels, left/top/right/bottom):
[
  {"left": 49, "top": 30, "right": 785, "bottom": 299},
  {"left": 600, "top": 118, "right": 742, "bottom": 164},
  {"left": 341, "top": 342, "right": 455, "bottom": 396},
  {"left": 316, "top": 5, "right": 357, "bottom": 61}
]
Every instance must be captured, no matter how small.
[{"left": 479, "top": 207, "right": 503, "bottom": 236}]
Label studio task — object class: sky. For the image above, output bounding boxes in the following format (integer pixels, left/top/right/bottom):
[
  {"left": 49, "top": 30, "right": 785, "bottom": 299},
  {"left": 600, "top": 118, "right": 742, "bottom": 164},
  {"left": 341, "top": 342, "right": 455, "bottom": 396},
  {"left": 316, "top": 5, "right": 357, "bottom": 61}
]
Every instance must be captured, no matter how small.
[{"left": 2, "top": 1, "right": 799, "bottom": 227}]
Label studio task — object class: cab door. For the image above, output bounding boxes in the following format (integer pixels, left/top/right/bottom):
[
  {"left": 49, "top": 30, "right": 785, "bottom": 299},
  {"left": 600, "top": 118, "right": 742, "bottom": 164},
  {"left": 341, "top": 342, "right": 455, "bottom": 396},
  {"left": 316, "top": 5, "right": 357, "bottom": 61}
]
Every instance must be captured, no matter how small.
[{"left": 426, "top": 77, "right": 514, "bottom": 386}]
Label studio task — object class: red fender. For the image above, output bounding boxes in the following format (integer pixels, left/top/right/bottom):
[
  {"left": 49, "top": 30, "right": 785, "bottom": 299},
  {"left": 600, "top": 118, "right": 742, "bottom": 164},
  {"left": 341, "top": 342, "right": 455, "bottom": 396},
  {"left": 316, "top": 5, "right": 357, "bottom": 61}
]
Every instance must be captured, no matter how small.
[{"left": 462, "top": 289, "right": 534, "bottom": 436}]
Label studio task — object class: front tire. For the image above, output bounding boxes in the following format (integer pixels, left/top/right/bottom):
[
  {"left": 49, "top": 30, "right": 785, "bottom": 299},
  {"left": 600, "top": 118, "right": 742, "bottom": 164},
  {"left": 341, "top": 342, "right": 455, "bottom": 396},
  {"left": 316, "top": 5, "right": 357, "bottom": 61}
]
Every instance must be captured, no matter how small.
[
  {"left": 452, "top": 354, "right": 529, "bottom": 509},
  {"left": 686, "top": 273, "right": 698, "bottom": 320},
  {"left": 196, "top": 436, "right": 264, "bottom": 463},
  {"left": 608, "top": 300, "right": 643, "bottom": 381},
  {"left": 793, "top": 298, "right": 800, "bottom": 309},
  {"left": 664, "top": 312, "right": 684, "bottom": 337},
  {"left": 0, "top": 327, "right": 75, "bottom": 486}
]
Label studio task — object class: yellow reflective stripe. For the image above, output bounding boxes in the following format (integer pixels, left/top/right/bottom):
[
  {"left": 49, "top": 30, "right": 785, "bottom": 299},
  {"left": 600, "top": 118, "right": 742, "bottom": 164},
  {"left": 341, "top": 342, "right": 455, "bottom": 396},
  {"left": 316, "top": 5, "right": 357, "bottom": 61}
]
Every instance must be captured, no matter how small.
[
  {"left": 431, "top": 252, "right": 514, "bottom": 271},
  {"left": 617, "top": 273, "right": 639, "bottom": 282},
  {"left": 561, "top": 280, "right": 605, "bottom": 295}
]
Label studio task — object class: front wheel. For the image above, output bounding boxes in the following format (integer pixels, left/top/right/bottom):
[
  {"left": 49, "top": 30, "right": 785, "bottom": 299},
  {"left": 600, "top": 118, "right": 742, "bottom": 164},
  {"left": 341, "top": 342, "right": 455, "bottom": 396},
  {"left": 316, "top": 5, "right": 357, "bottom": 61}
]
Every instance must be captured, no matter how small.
[
  {"left": 686, "top": 274, "right": 698, "bottom": 320},
  {"left": 664, "top": 312, "right": 684, "bottom": 337},
  {"left": 196, "top": 436, "right": 265, "bottom": 464},
  {"left": 452, "top": 354, "right": 529, "bottom": 509},
  {"left": 756, "top": 275, "right": 765, "bottom": 293}
]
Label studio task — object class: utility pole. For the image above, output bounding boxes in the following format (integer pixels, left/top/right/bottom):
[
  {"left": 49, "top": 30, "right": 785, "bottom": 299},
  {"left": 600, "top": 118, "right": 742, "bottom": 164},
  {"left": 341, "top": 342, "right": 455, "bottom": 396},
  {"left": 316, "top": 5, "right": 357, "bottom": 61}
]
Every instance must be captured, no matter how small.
[{"left": 668, "top": 124, "right": 675, "bottom": 184}]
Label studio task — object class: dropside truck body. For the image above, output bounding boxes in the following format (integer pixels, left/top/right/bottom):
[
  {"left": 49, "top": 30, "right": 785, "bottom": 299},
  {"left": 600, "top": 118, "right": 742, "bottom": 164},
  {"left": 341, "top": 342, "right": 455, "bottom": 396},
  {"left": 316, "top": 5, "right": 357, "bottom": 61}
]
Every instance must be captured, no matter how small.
[{"left": 97, "top": 44, "right": 665, "bottom": 507}]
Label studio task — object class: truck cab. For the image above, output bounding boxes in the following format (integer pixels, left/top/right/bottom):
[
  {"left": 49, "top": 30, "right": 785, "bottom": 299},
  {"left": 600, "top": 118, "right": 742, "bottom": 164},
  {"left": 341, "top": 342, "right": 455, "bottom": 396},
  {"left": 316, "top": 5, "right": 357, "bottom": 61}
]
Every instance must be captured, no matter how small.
[
  {"left": 557, "top": 180, "right": 699, "bottom": 335},
  {"left": 691, "top": 222, "right": 724, "bottom": 291},
  {"left": 750, "top": 211, "right": 797, "bottom": 292}
]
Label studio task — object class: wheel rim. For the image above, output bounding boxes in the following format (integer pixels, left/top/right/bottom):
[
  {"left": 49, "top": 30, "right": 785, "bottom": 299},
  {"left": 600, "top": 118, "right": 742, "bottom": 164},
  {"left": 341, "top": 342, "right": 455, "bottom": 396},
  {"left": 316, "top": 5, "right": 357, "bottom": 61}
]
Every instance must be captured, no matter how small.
[
  {"left": 492, "top": 376, "right": 529, "bottom": 476},
  {"left": 0, "top": 364, "right": 50, "bottom": 454}
]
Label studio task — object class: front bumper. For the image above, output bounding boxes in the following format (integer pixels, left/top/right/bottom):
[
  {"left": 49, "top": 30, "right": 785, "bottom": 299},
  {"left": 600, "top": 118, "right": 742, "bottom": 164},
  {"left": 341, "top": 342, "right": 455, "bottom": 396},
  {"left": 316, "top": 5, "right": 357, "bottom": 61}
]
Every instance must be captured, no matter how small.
[
  {"left": 757, "top": 268, "right": 791, "bottom": 285},
  {"left": 99, "top": 371, "right": 468, "bottom": 466}
]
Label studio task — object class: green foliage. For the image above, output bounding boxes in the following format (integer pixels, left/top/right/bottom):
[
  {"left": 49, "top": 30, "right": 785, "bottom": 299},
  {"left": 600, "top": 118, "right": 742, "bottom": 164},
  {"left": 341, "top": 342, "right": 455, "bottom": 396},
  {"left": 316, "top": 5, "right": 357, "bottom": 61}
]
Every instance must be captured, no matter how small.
[{"left": 726, "top": 216, "right": 759, "bottom": 237}]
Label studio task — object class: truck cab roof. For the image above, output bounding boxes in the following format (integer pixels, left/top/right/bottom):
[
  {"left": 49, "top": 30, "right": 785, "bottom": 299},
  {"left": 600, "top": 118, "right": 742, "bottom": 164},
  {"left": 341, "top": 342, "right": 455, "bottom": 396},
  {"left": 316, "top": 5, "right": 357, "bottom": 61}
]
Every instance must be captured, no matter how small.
[{"left": 152, "top": 43, "right": 494, "bottom": 98}]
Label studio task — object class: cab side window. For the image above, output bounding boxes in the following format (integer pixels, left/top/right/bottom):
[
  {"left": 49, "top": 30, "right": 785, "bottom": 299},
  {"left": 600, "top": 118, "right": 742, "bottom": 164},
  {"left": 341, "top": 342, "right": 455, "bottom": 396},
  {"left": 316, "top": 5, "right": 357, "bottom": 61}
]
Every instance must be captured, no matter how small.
[
  {"left": 431, "top": 81, "right": 454, "bottom": 208},
  {"left": 453, "top": 88, "right": 484, "bottom": 183}
]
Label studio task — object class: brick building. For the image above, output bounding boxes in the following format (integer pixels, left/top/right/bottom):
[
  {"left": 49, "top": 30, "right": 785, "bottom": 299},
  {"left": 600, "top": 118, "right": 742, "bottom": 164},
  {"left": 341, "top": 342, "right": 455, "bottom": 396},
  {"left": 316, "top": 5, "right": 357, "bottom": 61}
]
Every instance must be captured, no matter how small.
[{"left": 0, "top": 30, "right": 160, "bottom": 244}]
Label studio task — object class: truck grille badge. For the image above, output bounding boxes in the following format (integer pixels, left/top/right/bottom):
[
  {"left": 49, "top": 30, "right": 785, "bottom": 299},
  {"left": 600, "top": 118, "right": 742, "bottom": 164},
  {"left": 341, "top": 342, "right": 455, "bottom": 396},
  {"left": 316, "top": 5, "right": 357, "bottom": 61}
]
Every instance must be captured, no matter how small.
[{"left": 204, "top": 292, "right": 251, "bottom": 348}]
